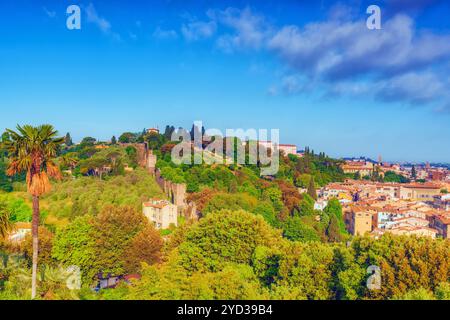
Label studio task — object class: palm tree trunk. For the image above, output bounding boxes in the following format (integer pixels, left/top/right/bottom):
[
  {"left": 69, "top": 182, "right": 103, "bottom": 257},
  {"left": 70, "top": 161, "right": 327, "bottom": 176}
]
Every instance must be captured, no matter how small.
[{"left": 31, "top": 195, "right": 39, "bottom": 299}]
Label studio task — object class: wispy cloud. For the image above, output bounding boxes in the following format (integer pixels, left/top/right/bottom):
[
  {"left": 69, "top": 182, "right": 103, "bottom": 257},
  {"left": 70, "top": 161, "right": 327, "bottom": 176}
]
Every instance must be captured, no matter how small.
[
  {"left": 384, "top": 0, "right": 444, "bottom": 14},
  {"left": 209, "top": 7, "right": 271, "bottom": 53},
  {"left": 43, "top": 6, "right": 56, "bottom": 18},
  {"left": 85, "top": 3, "right": 121, "bottom": 41},
  {"left": 153, "top": 27, "right": 178, "bottom": 40},
  {"left": 267, "top": 11, "right": 450, "bottom": 110},
  {"left": 268, "top": 14, "right": 450, "bottom": 81},
  {"left": 187, "top": 5, "right": 450, "bottom": 112},
  {"left": 129, "top": 32, "right": 137, "bottom": 40},
  {"left": 181, "top": 19, "right": 217, "bottom": 41}
]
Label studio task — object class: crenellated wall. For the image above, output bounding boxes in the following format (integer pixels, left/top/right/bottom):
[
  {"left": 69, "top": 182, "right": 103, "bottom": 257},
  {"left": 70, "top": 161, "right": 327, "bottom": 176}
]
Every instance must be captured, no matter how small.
[
  {"left": 154, "top": 168, "right": 199, "bottom": 220},
  {"left": 155, "top": 169, "right": 186, "bottom": 206},
  {"left": 129, "top": 146, "right": 199, "bottom": 220}
]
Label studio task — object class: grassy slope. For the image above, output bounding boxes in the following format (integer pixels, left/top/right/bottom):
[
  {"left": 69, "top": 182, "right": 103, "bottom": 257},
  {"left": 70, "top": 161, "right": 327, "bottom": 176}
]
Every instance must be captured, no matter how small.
[{"left": 40, "top": 168, "right": 165, "bottom": 227}]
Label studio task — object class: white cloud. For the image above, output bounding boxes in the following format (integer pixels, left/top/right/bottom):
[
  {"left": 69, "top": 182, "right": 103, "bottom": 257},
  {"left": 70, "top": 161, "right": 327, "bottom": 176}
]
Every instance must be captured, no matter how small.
[
  {"left": 43, "top": 7, "right": 56, "bottom": 18},
  {"left": 268, "top": 14, "right": 450, "bottom": 81},
  {"left": 85, "top": 3, "right": 120, "bottom": 41},
  {"left": 209, "top": 7, "right": 270, "bottom": 52},
  {"left": 153, "top": 27, "right": 178, "bottom": 40},
  {"left": 181, "top": 20, "right": 217, "bottom": 41},
  {"left": 180, "top": 6, "right": 450, "bottom": 111},
  {"left": 267, "top": 85, "right": 278, "bottom": 96},
  {"left": 375, "top": 72, "right": 447, "bottom": 104}
]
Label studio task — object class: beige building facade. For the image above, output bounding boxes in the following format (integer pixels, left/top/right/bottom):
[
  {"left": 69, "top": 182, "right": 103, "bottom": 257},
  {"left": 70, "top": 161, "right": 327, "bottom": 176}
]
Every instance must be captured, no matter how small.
[
  {"left": 347, "top": 207, "right": 374, "bottom": 235},
  {"left": 143, "top": 199, "right": 178, "bottom": 230},
  {"left": 399, "top": 184, "right": 441, "bottom": 201}
]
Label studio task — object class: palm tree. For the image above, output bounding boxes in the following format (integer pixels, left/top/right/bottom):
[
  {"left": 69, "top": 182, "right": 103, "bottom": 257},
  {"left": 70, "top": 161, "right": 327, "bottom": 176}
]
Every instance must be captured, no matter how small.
[
  {"left": 59, "top": 153, "right": 78, "bottom": 170},
  {"left": 2, "top": 124, "right": 63, "bottom": 299},
  {"left": 0, "top": 200, "right": 12, "bottom": 239}
]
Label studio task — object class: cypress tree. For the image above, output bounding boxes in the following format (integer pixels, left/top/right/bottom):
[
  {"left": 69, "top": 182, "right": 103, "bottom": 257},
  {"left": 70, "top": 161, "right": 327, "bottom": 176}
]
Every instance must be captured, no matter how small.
[
  {"left": 307, "top": 176, "right": 317, "bottom": 200},
  {"left": 411, "top": 165, "right": 417, "bottom": 180},
  {"left": 326, "top": 215, "right": 343, "bottom": 242},
  {"left": 65, "top": 132, "right": 73, "bottom": 146}
]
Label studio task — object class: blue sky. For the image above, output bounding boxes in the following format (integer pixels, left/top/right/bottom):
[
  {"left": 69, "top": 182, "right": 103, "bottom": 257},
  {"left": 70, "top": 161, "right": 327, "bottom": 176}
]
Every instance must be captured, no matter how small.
[{"left": 0, "top": 0, "right": 450, "bottom": 162}]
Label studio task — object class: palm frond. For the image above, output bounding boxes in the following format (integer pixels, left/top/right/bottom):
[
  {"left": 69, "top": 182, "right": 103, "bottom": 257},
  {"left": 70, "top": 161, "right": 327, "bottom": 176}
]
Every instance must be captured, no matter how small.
[{"left": 4, "top": 124, "right": 64, "bottom": 196}]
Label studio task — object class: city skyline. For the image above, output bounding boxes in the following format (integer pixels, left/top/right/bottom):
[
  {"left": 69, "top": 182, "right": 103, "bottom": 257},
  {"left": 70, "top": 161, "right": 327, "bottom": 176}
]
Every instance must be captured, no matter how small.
[{"left": 1, "top": 0, "right": 450, "bottom": 162}]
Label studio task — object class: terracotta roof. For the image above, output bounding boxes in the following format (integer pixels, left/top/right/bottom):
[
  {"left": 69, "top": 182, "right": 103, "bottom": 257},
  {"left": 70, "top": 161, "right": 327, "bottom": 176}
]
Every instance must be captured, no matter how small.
[
  {"left": 124, "top": 274, "right": 141, "bottom": 281},
  {"left": 402, "top": 183, "right": 441, "bottom": 189},
  {"left": 279, "top": 144, "right": 297, "bottom": 147},
  {"left": 143, "top": 199, "right": 172, "bottom": 209},
  {"left": 257, "top": 141, "right": 297, "bottom": 148}
]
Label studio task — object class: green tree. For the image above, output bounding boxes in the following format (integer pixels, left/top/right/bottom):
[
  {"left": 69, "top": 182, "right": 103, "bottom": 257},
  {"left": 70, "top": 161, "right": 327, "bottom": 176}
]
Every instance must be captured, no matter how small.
[
  {"left": 59, "top": 153, "right": 78, "bottom": 171},
  {"left": 351, "top": 235, "right": 449, "bottom": 300},
  {"left": 178, "top": 209, "right": 281, "bottom": 272},
  {"left": 393, "top": 288, "right": 436, "bottom": 300},
  {"left": 80, "top": 137, "right": 96, "bottom": 147},
  {"left": 118, "top": 132, "right": 136, "bottom": 144},
  {"left": 384, "top": 171, "right": 409, "bottom": 183},
  {"left": 271, "top": 242, "right": 335, "bottom": 300},
  {"left": 262, "top": 187, "right": 284, "bottom": 212},
  {"left": 0, "top": 195, "right": 32, "bottom": 222},
  {"left": 435, "top": 282, "right": 450, "bottom": 300},
  {"left": 0, "top": 199, "right": 12, "bottom": 239},
  {"left": 124, "top": 225, "right": 164, "bottom": 273},
  {"left": 283, "top": 216, "right": 320, "bottom": 242},
  {"left": 411, "top": 165, "right": 417, "bottom": 180},
  {"left": 254, "top": 201, "right": 277, "bottom": 226},
  {"left": 326, "top": 215, "right": 343, "bottom": 242},
  {"left": 22, "top": 226, "right": 55, "bottom": 267},
  {"left": 188, "top": 264, "right": 268, "bottom": 300},
  {"left": 90, "top": 205, "right": 147, "bottom": 277},
  {"left": 53, "top": 206, "right": 150, "bottom": 283},
  {"left": 52, "top": 216, "right": 97, "bottom": 281},
  {"left": 331, "top": 246, "right": 367, "bottom": 300},
  {"left": 307, "top": 176, "right": 317, "bottom": 200},
  {"left": 203, "top": 193, "right": 258, "bottom": 215},
  {"left": 146, "top": 132, "right": 165, "bottom": 150},
  {"left": 64, "top": 133, "right": 73, "bottom": 147},
  {"left": 111, "top": 136, "right": 117, "bottom": 145},
  {"left": 3, "top": 124, "right": 64, "bottom": 299},
  {"left": 298, "top": 194, "right": 315, "bottom": 216},
  {"left": 163, "top": 125, "right": 175, "bottom": 141},
  {"left": 324, "top": 198, "right": 346, "bottom": 235},
  {"left": 251, "top": 246, "right": 282, "bottom": 286}
]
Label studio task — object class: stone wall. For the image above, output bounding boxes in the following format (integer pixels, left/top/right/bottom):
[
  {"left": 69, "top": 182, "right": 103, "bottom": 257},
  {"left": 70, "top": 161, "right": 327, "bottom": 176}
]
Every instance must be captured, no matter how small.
[
  {"left": 125, "top": 145, "right": 199, "bottom": 221},
  {"left": 119, "top": 143, "right": 148, "bottom": 168},
  {"left": 147, "top": 151, "right": 157, "bottom": 175},
  {"left": 155, "top": 169, "right": 199, "bottom": 220},
  {"left": 155, "top": 169, "right": 186, "bottom": 206}
]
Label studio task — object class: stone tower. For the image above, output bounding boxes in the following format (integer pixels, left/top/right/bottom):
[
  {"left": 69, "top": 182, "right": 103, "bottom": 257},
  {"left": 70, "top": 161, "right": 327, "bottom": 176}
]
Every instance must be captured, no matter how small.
[{"left": 147, "top": 150, "right": 157, "bottom": 175}]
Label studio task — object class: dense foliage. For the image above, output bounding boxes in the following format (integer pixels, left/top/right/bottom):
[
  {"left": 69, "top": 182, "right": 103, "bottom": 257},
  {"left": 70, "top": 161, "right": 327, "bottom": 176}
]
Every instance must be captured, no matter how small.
[
  {"left": 103, "top": 211, "right": 449, "bottom": 301},
  {"left": 42, "top": 168, "right": 164, "bottom": 220},
  {"left": 0, "top": 125, "right": 448, "bottom": 300}
]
